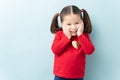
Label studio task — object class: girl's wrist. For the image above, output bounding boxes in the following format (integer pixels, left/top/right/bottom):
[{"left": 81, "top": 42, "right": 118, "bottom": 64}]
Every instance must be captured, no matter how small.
[
  {"left": 77, "top": 33, "right": 83, "bottom": 37},
  {"left": 67, "top": 35, "right": 71, "bottom": 39}
]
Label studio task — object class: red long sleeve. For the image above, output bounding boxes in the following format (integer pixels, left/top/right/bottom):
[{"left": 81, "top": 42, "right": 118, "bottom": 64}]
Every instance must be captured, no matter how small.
[
  {"left": 77, "top": 33, "right": 95, "bottom": 55},
  {"left": 51, "top": 31, "right": 71, "bottom": 55},
  {"left": 51, "top": 30, "right": 95, "bottom": 78}
]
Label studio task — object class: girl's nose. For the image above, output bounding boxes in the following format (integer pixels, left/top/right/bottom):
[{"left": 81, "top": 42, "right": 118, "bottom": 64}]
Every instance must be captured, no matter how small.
[{"left": 71, "top": 25, "right": 76, "bottom": 29}]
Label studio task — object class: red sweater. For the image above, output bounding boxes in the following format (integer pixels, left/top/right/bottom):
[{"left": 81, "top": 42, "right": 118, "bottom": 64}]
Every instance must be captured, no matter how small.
[{"left": 51, "top": 30, "right": 95, "bottom": 78}]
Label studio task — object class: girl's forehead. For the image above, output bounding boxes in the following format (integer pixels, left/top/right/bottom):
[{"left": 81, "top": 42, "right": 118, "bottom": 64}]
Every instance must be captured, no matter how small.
[
  {"left": 63, "top": 14, "right": 82, "bottom": 22},
  {"left": 63, "top": 13, "right": 79, "bottom": 17}
]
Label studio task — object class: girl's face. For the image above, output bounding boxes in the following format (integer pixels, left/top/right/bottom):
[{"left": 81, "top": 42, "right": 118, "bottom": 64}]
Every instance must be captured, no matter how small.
[{"left": 61, "top": 14, "right": 83, "bottom": 36}]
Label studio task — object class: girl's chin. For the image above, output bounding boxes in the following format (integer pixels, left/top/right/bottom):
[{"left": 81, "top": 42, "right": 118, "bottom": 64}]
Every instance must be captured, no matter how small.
[
  {"left": 71, "top": 33, "right": 77, "bottom": 36},
  {"left": 70, "top": 31, "right": 77, "bottom": 36}
]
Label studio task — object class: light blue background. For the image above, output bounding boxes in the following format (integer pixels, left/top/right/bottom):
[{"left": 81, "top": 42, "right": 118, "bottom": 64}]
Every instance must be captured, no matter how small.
[{"left": 0, "top": 0, "right": 120, "bottom": 80}]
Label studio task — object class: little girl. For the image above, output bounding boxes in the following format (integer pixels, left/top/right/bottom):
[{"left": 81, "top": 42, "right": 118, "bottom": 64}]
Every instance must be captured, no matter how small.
[{"left": 50, "top": 5, "right": 95, "bottom": 80}]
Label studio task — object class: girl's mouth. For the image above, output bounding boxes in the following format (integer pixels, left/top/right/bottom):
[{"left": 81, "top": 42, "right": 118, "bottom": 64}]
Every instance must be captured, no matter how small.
[
  {"left": 70, "top": 31, "right": 77, "bottom": 33},
  {"left": 70, "top": 31, "right": 77, "bottom": 36}
]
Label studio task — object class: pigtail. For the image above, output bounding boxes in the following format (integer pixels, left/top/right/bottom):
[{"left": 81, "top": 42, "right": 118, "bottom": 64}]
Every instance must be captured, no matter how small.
[
  {"left": 82, "top": 9, "right": 92, "bottom": 33},
  {"left": 50, "top": 13, "right": 62, "bottom": 34}
]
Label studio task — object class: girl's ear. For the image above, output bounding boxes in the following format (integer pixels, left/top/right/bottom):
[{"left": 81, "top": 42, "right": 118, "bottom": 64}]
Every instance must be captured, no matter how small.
[
  {"left": 61, "top": 23, "right": 63, "bottom": 28},
  {"left": 61, "top": 21, "right": 65, "bottom": 28}
]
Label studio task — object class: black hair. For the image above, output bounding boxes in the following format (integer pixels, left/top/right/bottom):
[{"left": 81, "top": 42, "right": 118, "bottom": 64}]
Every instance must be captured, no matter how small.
[{"left": 50, "top": 5, "right": 92, "bottom": 34}]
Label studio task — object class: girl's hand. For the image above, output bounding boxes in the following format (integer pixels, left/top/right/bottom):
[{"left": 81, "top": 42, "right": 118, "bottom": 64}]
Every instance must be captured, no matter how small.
[
  {"left": 62, "top": 26, "right": 71, "bottom": 39},
  {"left": 77, "top": 21, "right": 84, "bottom": 36}
]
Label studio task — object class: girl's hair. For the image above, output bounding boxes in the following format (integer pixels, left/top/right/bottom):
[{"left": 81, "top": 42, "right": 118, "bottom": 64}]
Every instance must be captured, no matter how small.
[{"left": 50, "top": 5, "right": 92, "bottom": 34}]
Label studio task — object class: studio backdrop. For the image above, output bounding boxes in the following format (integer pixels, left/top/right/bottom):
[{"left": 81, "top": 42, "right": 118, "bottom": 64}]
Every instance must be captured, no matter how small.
[{"left": 0, "top": 0, "right": 120, "bottom": 80}]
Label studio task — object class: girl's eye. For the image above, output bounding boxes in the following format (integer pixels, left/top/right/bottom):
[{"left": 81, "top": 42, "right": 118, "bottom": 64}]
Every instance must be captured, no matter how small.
[
  {"left": 67, "top": 24, "right": 71, "bottom": 25},
  {"left": 75, "top": 23, "right": 79, "bottom": 25}
]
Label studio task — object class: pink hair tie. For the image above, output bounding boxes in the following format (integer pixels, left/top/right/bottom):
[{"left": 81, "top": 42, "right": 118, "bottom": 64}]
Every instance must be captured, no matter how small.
[
  {"left": 80, "top": 9, "right": 83, "bottom": 12},
  {"left": 57, "top": 13, "right": 60, "bottom": 16}
]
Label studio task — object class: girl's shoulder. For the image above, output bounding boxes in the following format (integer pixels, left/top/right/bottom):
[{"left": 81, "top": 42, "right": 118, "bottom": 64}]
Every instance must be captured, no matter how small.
[
  {"left": 83, "top": 33, "right": 91, "bottom": 40},
  {"left": 83, "top": 33, "right": 89, "bottom": 35},
  {"left": 55, "top": 30, "right": 63, "bottom": 35},
  {"left": 83, "top": 33, "right": 89, "bottom": 36},
  {"left": 54, "top": 30, "right": 64, "bottom": 39}
]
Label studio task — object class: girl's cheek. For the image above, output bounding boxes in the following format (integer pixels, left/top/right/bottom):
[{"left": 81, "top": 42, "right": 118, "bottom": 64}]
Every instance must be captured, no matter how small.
[
  {"left": 77, "top": 24, "right": 81, "bottom": 28},
  {"left": 66, "top": 26, "right": 70, "bottom": 30},
  {"left": 76, "top": 25, "right": 79, "bottom": 29}
]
